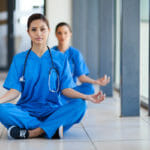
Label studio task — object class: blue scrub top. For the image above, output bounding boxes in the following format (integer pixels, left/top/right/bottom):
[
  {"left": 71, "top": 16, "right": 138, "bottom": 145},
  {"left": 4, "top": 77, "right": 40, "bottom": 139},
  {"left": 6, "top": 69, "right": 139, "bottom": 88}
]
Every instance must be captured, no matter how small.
[
  {"left": 3, "top": 49, "right": 75, "bottom": 118},
  {"left": 52, "top": 46, "right": 89, "bottom": 83}
]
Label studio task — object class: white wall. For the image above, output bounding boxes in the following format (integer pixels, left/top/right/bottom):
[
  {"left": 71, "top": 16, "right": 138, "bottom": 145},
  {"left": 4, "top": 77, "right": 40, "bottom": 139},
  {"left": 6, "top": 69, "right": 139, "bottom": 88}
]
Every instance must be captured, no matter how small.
[{"left": 46, "top": 0, "right": 72, "bottom": 47}]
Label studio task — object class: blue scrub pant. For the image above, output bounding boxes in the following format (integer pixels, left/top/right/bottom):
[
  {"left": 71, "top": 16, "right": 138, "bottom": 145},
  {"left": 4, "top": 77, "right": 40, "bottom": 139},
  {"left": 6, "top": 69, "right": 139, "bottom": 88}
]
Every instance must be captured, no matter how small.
[
  {"left": 0, "top": 98, "right": 86, "bottom": 139},
  {"left": 74, "top": 83, "right": 95, "bottom": 95}
]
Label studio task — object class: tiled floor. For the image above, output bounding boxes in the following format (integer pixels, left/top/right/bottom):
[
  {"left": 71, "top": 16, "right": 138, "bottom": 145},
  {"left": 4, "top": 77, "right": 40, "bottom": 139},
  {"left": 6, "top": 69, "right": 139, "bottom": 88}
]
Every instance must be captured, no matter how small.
[{"left": 0, "top": 77, "right": 150, "bottom": 150}]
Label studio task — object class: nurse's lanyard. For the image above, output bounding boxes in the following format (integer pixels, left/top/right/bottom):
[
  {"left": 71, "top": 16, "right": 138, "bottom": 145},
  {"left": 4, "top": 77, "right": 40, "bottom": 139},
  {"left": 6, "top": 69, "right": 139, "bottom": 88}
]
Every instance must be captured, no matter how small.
[{"left": 19, "top": 46, "right": 59, "bottom": 93}]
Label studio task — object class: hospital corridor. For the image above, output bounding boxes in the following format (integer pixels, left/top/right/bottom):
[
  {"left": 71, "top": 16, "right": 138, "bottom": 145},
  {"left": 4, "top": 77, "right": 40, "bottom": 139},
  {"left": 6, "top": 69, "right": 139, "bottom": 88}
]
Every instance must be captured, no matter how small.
[{"left": 0, "top": 0, "right": 150, "bottom": 150}]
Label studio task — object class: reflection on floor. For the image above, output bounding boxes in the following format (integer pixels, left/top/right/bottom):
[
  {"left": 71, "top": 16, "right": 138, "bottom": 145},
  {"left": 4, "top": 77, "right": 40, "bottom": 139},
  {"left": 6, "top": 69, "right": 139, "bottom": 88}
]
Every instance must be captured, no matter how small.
[{"left": 0, "top": 77, "right": 150, "bottom": 150}]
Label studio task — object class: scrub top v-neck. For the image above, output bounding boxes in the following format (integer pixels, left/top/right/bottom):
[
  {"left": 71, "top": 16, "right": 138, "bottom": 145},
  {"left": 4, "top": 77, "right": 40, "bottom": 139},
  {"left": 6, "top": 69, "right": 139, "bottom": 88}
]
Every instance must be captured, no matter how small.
[{"left": 3, "top": 49, "right": 75, "bottom": 118}]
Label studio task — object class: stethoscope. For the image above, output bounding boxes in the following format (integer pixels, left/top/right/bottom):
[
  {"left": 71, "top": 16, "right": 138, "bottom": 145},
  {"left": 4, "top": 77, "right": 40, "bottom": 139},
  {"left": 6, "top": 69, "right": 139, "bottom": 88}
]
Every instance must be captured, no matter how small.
[{"left": 19, "top": 46, "right": 59, "bottom": 93}]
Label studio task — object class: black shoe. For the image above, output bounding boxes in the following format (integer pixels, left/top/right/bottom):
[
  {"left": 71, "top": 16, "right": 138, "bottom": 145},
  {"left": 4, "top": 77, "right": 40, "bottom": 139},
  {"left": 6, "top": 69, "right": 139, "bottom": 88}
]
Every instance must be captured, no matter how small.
[
  {"left": 52, "top": 126, "right": 63, "bottom": 139},
  {"left": 8, "top": 126, "right": 29, "bottom": 139}
]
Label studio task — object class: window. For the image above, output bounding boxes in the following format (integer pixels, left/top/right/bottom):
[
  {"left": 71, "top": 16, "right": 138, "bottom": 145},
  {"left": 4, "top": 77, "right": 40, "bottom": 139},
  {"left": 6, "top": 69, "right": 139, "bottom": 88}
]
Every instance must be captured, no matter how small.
[{"left": 140, "top": 0, "right": 149, "bottom": 103}]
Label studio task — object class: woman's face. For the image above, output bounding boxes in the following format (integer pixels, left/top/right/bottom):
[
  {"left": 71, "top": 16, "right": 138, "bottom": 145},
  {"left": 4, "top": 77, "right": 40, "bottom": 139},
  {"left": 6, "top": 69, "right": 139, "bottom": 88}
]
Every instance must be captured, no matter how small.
[
  {"left": 55, "top": 26, "right": 72, "bottom": 45},
  {"left": 28, "top": 19, "right": 50, "bottom": 46}
]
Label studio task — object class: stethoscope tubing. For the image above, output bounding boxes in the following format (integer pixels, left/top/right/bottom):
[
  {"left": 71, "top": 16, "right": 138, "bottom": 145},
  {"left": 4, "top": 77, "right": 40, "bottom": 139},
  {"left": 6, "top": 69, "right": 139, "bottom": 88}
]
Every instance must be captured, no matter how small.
[{"left": 19, "top": 46, "right": 59, "bottom": 92}]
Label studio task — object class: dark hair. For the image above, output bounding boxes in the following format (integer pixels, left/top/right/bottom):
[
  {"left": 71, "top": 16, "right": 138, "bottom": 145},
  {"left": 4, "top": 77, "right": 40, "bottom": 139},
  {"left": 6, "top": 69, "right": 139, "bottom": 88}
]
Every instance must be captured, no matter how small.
[
  {"left": 27, "top": 13, "right": 50, "bottom": 30},
  {"left": 55, "top": 22, "right": 72, "bottom": 33}
]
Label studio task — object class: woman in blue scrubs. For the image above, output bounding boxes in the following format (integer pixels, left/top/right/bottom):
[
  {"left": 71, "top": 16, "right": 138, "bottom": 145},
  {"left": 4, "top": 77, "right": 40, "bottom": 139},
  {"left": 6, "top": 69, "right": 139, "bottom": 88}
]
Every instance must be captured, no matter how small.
[
  {"left": 53, "top": 22, "right": 110, "bottom": 96},
  {"left": 0, "top": 14, "right": 106, "bottom": 140}
]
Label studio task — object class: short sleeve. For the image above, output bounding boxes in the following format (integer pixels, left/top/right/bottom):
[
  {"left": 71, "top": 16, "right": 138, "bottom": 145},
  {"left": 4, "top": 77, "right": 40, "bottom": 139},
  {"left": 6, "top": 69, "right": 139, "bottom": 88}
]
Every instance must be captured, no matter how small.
[
  {"left": 73, "top": 51, "right": 89, "bottom": 77},
  {"left": 60, "top": 57, "right": 76, "bottom": 91},
  {"left": 3, "top": 56, "right": 22, "bottom": 92}
]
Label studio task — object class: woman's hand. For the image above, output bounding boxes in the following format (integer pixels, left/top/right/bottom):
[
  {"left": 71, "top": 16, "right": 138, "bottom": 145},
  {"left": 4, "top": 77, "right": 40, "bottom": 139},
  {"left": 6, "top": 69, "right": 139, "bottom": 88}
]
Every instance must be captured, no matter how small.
[
  {"left": 86, "top": 91, "right": 106, "bottom": 104},
  {"left": 95, "top": 75, "right": 110, "bottom": 86},
  {"left": 62, "top": 88, "right": 106, "bottom": 104}
]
